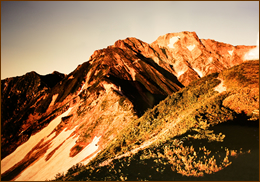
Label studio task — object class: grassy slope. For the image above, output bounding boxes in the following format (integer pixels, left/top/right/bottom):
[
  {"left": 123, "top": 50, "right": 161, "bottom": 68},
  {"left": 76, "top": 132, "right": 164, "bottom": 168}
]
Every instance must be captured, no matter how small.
[{"left": 52, "top": 60, "right": 259, "bottom": 181}]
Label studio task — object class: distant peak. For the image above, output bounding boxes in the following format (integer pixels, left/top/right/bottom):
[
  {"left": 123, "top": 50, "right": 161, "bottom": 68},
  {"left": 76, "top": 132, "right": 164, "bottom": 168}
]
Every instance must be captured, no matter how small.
[
  {"left": 151, "top": 31, "right": 201, "bottom": 49},
  {"left": 25, "top": 71, "right": 39, "bottom": 77},
  {"left": 158, "top": 31, "right": 198, "bottom": 39},
  {"left": 52, "top": 71, "right": 59, "bottom": 74}
]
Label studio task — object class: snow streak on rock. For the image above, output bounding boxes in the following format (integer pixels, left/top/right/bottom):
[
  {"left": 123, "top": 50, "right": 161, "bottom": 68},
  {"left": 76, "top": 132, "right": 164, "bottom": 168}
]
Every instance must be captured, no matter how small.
[
  {"left": 177, "top": 70, "right": 185, "bottom": 78},
  {"left": 77, "top": 83, "right": 85, "bottom": 95},
  {"left": 187, "top": 44, "right": 196, "bottom": 51},
  {"left": 15, "top": 124, "right": 78, "bottom": 180},
  {"left": 167, "top": 36, "right": 180, "bottom": 48},
  {"left": 214, "top": 78, "right": 227, "bottom": 93},
  {"left": 15, "top": 134, "right": 100, "bottom": 181},
  {"left": 193, "top": 68, "right": 203, "bottom": 78},
  {"left": 244, "top": 32, "right": 259, "bottom": 60},
  {"left": 49, "top": 94, "right": 59, "bottom": 107},
  {"left": 1, "top": 108, "right": 73, "bottom": 174},
  {"left": 228, "top": 50, "right": 233, "bottom": 56},
  {"left": 2, "top": 104, "right": 102, "bottom": 181}
]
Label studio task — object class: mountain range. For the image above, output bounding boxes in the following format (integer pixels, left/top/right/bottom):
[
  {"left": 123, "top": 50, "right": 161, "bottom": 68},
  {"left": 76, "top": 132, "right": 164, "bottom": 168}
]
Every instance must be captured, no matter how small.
[{"left": 1, "top": 31, "right": 259, "bottom": 181}]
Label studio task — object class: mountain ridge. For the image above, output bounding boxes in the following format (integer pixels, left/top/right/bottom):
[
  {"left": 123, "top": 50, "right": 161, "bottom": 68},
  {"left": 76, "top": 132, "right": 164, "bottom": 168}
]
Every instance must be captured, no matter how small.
[{"left": 1, "top": 31, "right": 259, "bottom": 181}]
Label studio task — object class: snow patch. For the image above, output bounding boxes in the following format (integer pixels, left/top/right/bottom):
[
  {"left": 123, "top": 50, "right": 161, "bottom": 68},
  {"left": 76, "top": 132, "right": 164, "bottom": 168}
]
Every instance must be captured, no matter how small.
[
  {"left": 167, "top": 36, "right": 180, "bottom": 48},
  {"left": 177, "top": 70, "right": 185, "bottom": 77},
  {"left": 244, "top": 31, "right": 259, "bottom": 60},
  {"left": 130, "top": 68, "right": 136, "bottom": 81},
  {"left": 15, "top": 128, "right": 101, "bottom": 181},
  {"left": 228, "top": 50, "right": 233, "bottom": 56},
  {"left": 2, "top": 105, "right": 101, "bottom": 181},
  {"left": 214, "top": 78, "right": 226, "bottom": 93},
  {"left": 244, "top": 47, "right": 259, "bottom": 60},
  {"left": 194, "top": 68, "right": 203, "bottom": 78},
  {"left": 153, "top": 57, "right": 160, "bottom": 65},
  {"left": 14, "top": 126, "right": 78, "bottom": 181},
  {"left": 103, "top": 83, "right": 118, "bottom": 92},
  {"left": 208, "top": 57, "right": 213, "bottom": 63},
  {"left": 80, "top": 136, "right": 101, "bottom": 164},
  {"left": 187, "top": 44, "right": 196, "bottom": 51},
  {"left": 49, "top": 94, "right": 59, "bottom": 107},
  {"left": 77, "top": 83, "right": 85, "bottom": 95},
  {"left": 1, "top": 108, "right": 73, "bottom": 174}
]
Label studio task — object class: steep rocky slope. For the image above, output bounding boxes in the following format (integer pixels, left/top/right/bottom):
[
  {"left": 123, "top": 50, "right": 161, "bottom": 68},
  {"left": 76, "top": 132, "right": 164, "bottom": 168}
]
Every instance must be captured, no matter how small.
[
  {"left": 1, "top": 36, "right": 184, "bottom": 181},
  {"left": 1, "top": 31, "right": 258, "bottom": 181},
  {"left": 53, "top": 60, "right": 259, "bottom": 181}
]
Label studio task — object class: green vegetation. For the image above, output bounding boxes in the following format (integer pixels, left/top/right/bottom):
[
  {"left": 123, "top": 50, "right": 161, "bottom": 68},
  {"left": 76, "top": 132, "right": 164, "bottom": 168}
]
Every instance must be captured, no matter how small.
[
  {"left": 93, "top": 72, "right": 227, "bottom": 162},
  {"left": 53, "top": 117, "right": 258, "bottom": 181},
  {"left": 220, "top": 60, "right": 259, "bottom": 89},
  {"left": 220, "top": 60, "right": 259, "bottom": 118},
  {"left": 100, "top": 100, "right": 108, "bottom": 110},
  {"left": 51, "top": 60, "right": 259, "bottom": 181}
]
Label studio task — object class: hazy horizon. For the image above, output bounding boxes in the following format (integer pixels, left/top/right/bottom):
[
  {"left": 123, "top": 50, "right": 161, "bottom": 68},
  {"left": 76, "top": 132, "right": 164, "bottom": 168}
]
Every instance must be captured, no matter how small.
[{"left": 1, "top": 1, "right": 259, "bottom": 79}]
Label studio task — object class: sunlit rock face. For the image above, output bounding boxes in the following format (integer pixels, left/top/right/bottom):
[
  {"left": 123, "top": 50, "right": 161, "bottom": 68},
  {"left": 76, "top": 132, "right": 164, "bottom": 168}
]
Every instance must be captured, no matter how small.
[
  {"left": 1, "top": 31, "right": 257, "bottom": 181},
  {"left": 150, "top": 31, "right": 256, "bottom": 86}
]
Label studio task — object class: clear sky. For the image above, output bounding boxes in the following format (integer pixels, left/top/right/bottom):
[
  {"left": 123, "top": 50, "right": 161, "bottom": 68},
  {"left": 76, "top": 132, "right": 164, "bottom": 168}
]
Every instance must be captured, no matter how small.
[{"left": 1, "top": 1, "right": 259, "bottom": 79}]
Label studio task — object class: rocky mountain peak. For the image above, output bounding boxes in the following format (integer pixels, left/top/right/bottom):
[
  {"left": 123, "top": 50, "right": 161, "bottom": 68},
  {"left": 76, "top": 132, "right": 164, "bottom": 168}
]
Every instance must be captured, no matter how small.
[
  {"left": 151, "top": 31, "right": 201, "bottom": 49},
  {"left": 1, "top": 31, "right": 258, "bottom": 181},
  {"left": 149, "top": 31, "right": 256, "bottom": 86}
]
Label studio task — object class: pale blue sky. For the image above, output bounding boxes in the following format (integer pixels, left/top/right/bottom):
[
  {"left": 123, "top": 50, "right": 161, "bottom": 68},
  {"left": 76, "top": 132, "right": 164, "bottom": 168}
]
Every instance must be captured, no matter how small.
[{"left": 1, "top": 1, "right": 259, "bottom": 79}]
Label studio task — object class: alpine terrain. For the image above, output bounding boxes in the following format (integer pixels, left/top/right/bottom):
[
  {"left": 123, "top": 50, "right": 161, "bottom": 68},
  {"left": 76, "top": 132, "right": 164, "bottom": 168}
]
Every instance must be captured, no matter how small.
[{"left": 1, "top": 31, "right": 259, "bottom": 181}]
